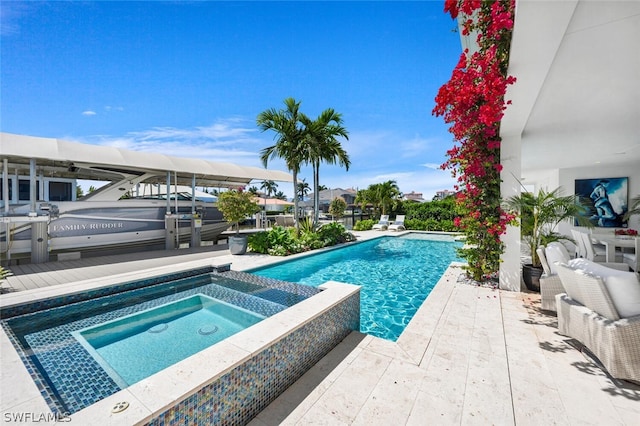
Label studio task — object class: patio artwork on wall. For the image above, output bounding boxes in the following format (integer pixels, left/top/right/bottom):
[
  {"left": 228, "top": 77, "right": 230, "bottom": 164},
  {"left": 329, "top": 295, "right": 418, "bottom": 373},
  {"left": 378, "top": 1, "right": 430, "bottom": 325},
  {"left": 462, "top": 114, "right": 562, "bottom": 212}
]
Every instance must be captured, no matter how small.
[{"left": 575, "top": 177, "right": 628, "bottom": 227}]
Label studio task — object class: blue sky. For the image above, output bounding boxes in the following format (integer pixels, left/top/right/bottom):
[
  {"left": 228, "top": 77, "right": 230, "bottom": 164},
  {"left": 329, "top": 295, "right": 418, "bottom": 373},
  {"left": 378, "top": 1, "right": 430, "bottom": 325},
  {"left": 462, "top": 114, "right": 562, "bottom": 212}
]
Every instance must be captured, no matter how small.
[{"left": 1, "top": 1, "right": 462, "bottom": 200}]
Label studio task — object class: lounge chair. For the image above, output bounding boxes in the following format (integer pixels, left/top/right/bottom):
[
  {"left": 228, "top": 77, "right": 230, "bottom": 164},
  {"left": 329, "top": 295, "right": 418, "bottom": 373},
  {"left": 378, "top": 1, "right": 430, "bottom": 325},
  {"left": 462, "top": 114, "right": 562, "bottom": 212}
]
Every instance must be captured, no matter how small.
[
  {"left": 372, "top": 215, "right": 389, "bottom": 231},
  {"left": 388, "top": 215, "right": 406, "bottom": 231},
  {"left": 555, "top": 262, "right": 640, "bottom": 383}
]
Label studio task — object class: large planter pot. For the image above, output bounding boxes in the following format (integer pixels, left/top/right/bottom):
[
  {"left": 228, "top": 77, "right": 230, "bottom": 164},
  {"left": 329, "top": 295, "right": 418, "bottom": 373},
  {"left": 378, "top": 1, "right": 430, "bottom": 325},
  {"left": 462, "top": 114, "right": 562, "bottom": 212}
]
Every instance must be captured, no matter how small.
[
  {"left": 522, "top": 264, "right": 543, "bottom": 292},
  {"left": 228, "top": 235, "right": 248, "bottom": 255}
]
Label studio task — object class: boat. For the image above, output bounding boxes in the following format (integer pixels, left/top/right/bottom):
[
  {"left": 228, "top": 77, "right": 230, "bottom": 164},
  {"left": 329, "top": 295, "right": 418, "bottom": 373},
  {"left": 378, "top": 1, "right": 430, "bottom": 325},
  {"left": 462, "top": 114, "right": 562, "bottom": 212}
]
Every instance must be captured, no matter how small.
[{"left": 0, "top": 133, "right": 291, "bottom": 264}]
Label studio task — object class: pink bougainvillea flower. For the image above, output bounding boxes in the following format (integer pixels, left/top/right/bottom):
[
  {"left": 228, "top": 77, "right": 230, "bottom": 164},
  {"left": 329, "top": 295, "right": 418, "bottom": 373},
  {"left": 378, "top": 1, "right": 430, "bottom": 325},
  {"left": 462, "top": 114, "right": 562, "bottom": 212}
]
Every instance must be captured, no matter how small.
[{"left": 433, "top": 0, "right": 516, "bottom": 282}]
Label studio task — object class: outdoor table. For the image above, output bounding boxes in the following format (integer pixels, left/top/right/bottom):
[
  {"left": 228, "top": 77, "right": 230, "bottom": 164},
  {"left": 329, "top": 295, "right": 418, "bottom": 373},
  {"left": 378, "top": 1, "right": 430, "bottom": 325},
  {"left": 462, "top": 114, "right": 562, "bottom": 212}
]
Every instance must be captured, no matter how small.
[{"left": 591, "top": 235, "right": 638, "bottom": 262}]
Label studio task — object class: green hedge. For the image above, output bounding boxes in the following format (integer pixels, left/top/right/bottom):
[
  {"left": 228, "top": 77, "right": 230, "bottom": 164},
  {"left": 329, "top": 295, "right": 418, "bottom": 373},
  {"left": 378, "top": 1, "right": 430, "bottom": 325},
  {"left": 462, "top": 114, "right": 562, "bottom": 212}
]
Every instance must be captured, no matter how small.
[
  {"left": 247, "top": 223, "right": 356, "bottom": 256},
  {"left": 353, "top": 197, "right": 460, "bottom": 232}
]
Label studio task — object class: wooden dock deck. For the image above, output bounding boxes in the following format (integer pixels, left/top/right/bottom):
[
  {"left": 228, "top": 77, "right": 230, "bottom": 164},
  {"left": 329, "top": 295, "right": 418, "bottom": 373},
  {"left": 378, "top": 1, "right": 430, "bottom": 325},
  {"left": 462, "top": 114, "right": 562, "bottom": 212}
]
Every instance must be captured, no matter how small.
[{"left": 0, "top": 244, "right": 231, "bottom": 293}]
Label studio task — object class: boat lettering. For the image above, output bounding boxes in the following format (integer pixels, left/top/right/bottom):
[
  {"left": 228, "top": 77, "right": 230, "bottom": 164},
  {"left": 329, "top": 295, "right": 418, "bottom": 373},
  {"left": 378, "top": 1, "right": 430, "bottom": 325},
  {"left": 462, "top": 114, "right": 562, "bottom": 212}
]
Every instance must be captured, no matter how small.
[{"left": 51, "top": 222, "right": 125, "bottom": 232}]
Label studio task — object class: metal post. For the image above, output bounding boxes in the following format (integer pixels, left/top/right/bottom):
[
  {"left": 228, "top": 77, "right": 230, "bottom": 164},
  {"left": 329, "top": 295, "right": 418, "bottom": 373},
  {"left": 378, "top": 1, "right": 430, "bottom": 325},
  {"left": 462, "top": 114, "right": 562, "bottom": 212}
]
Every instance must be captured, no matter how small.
[
  {"left": 174, "top": 171, "right": 179, "bottom": 248},
  {"left": 165, "top": 171, "right": 174, "bottom": 249},
  {"left": 190, "top": 174, "right": 201, "bottom": 247},
  {"left": 191, "top": 174, "right": 196, "bottom": 214},
  {"left": 3, "top": 159, "right": 8, "bottom": 214},
  {"left": 165, "top": 171, "right": 171, "bottom": 215},
  {"left": 31, "top": 220, "right": 49, "bottom": 263},
  {"left": 30, "top": 158, "right": 36, "bottom": 215},
  {"left": 2, "top": 159, "right": 9, "bottom": 263}
]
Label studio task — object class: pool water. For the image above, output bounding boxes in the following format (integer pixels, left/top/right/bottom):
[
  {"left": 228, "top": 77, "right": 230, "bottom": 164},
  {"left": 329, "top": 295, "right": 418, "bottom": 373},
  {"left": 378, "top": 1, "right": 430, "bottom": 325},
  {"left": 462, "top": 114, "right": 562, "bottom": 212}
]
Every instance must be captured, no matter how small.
[
  {"left": 251, "top": 233, "right": 463, "bottom": 341},
  {"left": 73, "top": 294, "right": 265, "bottom": 386}
]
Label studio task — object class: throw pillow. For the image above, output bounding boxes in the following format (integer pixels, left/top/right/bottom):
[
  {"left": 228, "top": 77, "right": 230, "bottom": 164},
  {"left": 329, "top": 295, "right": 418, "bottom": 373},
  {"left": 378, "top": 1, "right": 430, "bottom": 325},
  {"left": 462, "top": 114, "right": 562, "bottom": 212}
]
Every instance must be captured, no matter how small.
[{"left": 602, "top": 274, "right": 640, "bottom": 318}]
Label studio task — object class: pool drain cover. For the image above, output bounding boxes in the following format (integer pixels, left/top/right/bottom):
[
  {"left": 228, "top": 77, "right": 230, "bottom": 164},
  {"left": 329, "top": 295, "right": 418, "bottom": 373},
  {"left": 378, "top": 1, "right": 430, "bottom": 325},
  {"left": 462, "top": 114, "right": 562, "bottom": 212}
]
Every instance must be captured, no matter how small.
[
  {"left": 148, "top": 323, "right": 168, "bottom": 333},
  {"left": 111, "top": 401, "right": 129, "bottom": 413},
  {"left": 198, "top": 325, "right": 219, "bottom": 335}
]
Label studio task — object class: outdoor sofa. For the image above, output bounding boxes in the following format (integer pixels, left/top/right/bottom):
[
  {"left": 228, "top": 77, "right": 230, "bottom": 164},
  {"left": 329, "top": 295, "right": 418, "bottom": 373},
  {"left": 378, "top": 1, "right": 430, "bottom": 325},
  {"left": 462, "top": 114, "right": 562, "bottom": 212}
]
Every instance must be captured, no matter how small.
[{"left": 555, "top": 261, "right": 640, "bottom": 384}]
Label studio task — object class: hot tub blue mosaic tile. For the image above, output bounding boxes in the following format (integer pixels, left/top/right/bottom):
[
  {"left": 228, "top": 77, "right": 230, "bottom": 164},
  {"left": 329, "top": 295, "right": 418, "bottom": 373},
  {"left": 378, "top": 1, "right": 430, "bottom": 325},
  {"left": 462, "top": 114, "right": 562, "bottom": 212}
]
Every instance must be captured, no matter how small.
[
  {"left": 0, "top": 269, "right": 321, "bottom": 415},
  {"left": 144, "top": 291, "right": 360, "bottom": 426}
]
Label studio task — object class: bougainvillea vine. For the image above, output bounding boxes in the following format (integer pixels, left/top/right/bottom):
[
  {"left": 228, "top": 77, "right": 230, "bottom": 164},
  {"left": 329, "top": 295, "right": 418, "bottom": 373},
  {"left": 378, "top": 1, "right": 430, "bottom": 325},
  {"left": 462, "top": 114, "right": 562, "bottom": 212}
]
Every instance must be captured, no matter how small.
[{"left": 433, "top": 0, "right": 517, "bottom": 282}]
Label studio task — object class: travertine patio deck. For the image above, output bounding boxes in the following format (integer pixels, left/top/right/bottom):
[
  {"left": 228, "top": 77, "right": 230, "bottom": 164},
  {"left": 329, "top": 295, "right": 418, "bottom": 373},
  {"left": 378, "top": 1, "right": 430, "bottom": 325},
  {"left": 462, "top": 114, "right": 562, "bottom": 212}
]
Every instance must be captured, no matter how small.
[
  {"left": 250, "top": 269, "right": 640, "bottom": 425},
  {"left": 1, "top": 231, "right": 638, "bottom": 425}
]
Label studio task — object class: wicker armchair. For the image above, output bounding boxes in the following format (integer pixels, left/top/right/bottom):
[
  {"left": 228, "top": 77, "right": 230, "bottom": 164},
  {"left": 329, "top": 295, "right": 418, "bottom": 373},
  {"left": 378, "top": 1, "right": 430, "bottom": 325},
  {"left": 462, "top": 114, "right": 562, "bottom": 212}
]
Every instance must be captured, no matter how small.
[
  {"left": 536, "top": 246, "right": 565, "bottom": 312},
  {"left": 555, "top": 263, "right": 640, "bottom": 383}
]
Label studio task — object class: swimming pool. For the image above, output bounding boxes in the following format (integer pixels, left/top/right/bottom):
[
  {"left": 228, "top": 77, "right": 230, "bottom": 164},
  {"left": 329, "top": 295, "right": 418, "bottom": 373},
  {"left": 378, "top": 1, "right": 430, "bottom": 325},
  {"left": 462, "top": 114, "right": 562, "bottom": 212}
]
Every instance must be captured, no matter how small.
[
  {"left": 1, "top": 268, "right": 322, "bottom": 415},
  {"left": 250, "top": 233, "right": 463, "bottom": 341}
]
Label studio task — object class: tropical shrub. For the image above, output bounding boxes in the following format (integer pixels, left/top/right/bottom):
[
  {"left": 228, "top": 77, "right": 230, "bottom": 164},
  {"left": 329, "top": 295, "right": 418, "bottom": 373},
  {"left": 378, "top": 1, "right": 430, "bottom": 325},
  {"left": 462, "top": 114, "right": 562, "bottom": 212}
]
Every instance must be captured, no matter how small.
[
  {"left": 317, "top": 222, "right": 356, "bottom": 245},
  {"left": 217, "top": 189, "right": 260, "bottom": 235},
  {"left": 247, "top": 231, "right": 271, "bottom": 254},
  {"left": 328, "top": 197, "right": 347, "bottom": 219},
  {"left": 247, "top": 223, "right": 354, "bottom": 256},
  {"left": 354, "top": 219, "right": 375, "bottom": 231},
  {"left": 0, "top": 266, "right": 9, "bottom": 280}
]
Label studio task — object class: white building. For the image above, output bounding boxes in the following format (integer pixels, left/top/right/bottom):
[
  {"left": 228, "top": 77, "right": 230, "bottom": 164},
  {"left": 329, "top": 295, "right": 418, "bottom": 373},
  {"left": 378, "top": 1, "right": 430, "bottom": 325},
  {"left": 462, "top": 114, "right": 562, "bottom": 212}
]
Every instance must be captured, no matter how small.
[{"left": 482, "top": 1, "right": 640, "bottom": 290}]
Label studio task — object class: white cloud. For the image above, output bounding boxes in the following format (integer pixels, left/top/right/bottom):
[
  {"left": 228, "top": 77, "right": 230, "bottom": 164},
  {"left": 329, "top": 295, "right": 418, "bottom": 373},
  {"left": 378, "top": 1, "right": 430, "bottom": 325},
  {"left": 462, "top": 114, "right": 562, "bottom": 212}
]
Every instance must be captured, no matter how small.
[
  {"left": 422, "top": 162, "right": 443, "bottom": 170},
  {"left": 0, "top": 1, "right": 29, "bottom": 36},
  {"left": 67, "top": 120, "right": 457, "bottom": 202},
  {"left": 399, "top": 135, "right": 439, "bottom": 159},
  {"left": 82, "top": 110, "right": 97, "bottom": 116},
  {"left": 73, "top": 118, "right": 268, "bottom": 168}
]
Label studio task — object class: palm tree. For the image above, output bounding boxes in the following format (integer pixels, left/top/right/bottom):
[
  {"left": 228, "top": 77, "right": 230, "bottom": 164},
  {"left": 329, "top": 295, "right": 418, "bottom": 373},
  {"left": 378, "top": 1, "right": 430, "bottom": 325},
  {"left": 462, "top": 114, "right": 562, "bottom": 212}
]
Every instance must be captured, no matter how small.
[
  {"left": 274, "top": 190, "right": 287, "bottom": 200},
  {"left": 355, "top": 187, "right": 375, "bottom": 214},
  {"left": 260, "top": 180, "right": 278, "bottom": 197},
  {"left": 257, "top": 97, "right": 306, "bottom": 230},
  {"left": 247, "top": 186, "right": 259, "bottom": 195},
  {"left": 372, "top": 180, "right": 402, "bottom": 216},
  {"left": 355, "top": 181, "right": 401, "bottom": 217},
  {"left": 300, "top": 108, "right": 350, "bottom": 226},
  {"left": 504, "top": 187, "right": 593, "bottom": 267},
  {"left": 297, "top": 178, "right": 311, "bottom": 201}
]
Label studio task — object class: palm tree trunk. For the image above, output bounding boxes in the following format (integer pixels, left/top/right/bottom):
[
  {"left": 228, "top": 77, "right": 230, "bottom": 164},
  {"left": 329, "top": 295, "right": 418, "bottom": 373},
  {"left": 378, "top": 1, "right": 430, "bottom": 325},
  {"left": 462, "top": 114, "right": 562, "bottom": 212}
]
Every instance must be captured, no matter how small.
[
  {"left": 313, "top": 160, "right": 320, "bottom": 228},
  {"left": 292, "top": 169, "right": 300, "bottom": 233}
]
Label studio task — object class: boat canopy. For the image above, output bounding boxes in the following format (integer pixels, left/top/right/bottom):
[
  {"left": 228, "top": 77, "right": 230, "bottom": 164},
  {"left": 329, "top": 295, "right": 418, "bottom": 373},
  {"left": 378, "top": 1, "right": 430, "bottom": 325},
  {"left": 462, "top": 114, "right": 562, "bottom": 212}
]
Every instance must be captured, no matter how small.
[{"left": 0, "top": 132, "right": 292, "bottom": 187}]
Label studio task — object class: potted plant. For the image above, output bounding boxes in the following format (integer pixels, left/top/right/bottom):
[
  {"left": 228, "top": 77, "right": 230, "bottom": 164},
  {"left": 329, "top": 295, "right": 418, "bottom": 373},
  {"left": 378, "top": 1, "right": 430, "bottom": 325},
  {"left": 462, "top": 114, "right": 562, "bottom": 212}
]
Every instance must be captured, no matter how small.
[
  {"left": 623, "top": 195, "right": 640, "bottom": 223},
  {"left": 217, "top": 188, "right": 260, "bottom": 255},
  {"left": 505, "top": 187, "right": 593, "bottom": 291}
]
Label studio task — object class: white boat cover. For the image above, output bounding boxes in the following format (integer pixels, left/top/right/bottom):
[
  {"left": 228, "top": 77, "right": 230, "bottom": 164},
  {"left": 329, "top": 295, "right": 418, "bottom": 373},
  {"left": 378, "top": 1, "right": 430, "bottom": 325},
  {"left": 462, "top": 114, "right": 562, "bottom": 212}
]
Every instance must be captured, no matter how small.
[{"left": 0, "top": 132, "right": 292, "bottom": 187}]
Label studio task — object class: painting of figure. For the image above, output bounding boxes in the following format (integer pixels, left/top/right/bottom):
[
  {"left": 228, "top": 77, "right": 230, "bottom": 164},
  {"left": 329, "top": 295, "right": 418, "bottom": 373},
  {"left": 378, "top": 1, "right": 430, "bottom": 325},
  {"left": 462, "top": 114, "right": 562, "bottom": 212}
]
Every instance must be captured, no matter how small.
[{"left": 575, "top": 177, "right": 628, "bottom": 227}]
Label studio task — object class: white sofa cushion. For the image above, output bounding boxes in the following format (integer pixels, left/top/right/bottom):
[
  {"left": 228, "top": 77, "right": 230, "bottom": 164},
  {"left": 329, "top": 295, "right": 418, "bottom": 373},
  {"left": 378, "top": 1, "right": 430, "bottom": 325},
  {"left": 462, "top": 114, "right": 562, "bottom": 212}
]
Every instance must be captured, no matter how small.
[
  {"left": 568, "top": 258, "right": 640, "bottom": 318},
  {"left": 602, "top": 274, "right": 640, "bottom": 318}
]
